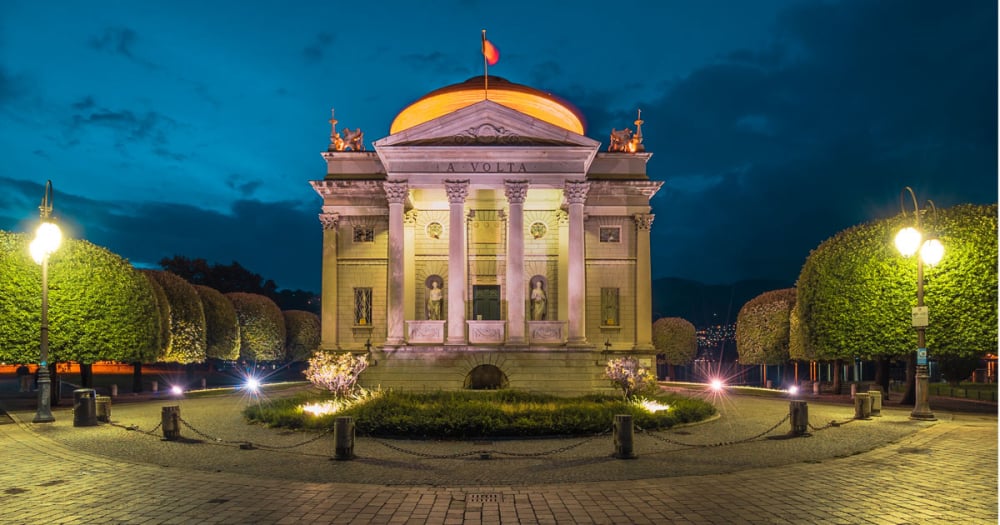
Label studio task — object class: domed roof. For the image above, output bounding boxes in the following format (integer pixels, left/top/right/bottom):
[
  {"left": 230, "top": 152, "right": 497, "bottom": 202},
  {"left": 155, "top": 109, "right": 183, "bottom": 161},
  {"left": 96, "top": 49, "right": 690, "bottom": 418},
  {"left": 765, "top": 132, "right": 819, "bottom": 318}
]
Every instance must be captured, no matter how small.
[{"left": 389, "top": 76, "right": 585, "bottom": 136}]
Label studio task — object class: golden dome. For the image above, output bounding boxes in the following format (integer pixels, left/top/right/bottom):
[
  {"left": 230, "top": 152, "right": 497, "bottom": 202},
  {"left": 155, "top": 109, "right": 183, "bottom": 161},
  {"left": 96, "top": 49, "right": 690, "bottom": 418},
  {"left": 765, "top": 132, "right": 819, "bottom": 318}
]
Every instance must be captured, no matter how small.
[{"left": 389, "top": 76, "right": 585, "bottom": 135}]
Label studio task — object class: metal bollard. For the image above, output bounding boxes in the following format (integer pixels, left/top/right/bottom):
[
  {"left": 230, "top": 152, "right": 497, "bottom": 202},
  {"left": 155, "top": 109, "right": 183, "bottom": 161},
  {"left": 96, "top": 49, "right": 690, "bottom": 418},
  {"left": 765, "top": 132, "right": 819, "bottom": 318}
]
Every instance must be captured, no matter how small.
[
  {"left": 789, "top": 400, "right": 809, "bottom": 436},
  {"left": 613, "top": 414, "right": 636, "bottom": 459},
  {"left": 73, "top": 389, "right": 98, "bottom": 427},
  {"left": 853, "top": 393, "right": 870, "bottom": 420},
  {"left": 161, "top": 406, "right": 181, "bottom": 440},
  {"left": 333, "top": 416, "right": 355, "bottom": 460},
  {"left": 110, "top": 384, "right": 118, "bottom": 398}
]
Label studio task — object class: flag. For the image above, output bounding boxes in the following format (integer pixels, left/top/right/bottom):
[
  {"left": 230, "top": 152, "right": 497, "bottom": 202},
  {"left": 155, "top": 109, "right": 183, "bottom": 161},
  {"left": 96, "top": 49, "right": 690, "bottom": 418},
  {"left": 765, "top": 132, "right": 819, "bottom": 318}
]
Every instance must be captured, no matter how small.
[{"left": 482, "top": 33, "right": 499, "bottom": 65}]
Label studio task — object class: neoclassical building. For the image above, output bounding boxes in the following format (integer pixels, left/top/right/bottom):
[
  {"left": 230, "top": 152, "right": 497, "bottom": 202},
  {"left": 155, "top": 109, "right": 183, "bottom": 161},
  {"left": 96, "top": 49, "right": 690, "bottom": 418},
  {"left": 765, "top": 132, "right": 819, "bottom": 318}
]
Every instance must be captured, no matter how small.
[{"left": 311, "top": 76, "right": 662, "bottom": 394}]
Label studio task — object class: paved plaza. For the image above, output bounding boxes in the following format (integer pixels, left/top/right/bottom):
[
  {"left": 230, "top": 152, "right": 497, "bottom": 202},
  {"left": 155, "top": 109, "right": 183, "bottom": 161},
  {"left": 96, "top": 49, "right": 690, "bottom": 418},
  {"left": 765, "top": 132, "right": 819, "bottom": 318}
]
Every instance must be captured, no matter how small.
[{"left": 0, "top": 384, "right": 995, "bottom": 524}]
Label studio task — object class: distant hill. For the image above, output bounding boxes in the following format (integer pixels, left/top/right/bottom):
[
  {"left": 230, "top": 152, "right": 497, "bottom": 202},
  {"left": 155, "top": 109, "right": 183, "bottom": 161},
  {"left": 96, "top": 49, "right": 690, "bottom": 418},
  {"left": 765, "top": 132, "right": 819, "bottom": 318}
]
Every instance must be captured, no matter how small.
[{"left": 651, "top": 277, "right": 793, "bottom": 328}]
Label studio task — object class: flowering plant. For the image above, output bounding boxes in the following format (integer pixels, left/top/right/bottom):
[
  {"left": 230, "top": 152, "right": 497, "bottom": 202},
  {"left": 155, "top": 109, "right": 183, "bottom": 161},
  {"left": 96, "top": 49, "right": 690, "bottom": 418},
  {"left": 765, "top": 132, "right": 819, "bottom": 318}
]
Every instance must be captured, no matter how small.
[
  {"left": 304, "top": 352, "right": 368, "bottom": 397},
  {"left": 604, "top": 356, "right": 657, "bottom": 399}
]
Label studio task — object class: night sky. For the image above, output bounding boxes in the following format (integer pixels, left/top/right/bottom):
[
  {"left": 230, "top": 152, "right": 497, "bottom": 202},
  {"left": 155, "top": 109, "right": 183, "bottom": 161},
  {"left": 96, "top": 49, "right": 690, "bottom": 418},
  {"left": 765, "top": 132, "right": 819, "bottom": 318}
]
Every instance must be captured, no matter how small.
[{"left": 1, "top": 1, "right": 995, "bottom": 292}]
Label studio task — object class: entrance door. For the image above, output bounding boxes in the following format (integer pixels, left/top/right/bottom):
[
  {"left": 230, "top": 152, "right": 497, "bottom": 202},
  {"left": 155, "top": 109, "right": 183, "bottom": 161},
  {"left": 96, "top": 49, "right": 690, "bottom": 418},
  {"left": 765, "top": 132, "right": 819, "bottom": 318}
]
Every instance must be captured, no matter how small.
[{"left": 472, "top": 285, "right": 501, "bottom": 321}]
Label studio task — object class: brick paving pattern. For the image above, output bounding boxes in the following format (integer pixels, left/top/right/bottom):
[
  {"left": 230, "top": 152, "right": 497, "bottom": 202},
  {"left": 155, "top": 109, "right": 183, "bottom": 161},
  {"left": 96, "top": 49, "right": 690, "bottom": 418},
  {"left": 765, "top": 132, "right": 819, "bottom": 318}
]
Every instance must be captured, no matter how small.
[{"left": 0, "top": 388, "right": 995, "bottom": 524}]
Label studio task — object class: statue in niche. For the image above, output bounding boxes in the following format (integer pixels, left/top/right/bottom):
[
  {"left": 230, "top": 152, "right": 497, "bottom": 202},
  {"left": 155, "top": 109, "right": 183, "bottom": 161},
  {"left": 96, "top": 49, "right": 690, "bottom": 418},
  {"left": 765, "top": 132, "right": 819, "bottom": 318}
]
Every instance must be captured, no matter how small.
[
  {"left": 426, "top": 278, "right": 444, "bottom": 320},
  {"left": 530, "top": 279, "right": 547, "bottom": 321}
]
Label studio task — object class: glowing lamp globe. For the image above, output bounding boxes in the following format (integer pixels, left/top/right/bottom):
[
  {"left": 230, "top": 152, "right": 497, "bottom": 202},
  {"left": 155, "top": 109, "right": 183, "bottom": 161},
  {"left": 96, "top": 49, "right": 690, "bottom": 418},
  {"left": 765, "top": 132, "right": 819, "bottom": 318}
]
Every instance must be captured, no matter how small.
[
  {"left": 894, "top": 227, "right": 921, "bottom": 257},
  {"left": 30, "top": 222, "right": 62, "bottom": 263},
  {"left": 920, "top": 239, "right": 944, "bottom": 267}
]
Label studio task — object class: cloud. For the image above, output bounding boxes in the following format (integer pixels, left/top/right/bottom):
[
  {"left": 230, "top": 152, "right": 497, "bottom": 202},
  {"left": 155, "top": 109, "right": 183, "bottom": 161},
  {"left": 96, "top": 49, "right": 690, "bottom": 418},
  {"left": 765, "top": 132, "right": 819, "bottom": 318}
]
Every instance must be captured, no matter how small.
[
  {"left": 0, "top": 177, "right": 321, "bottom": 292},
  {"left": 65, "top": 96, "right": 186, "bottom": 159},
  {"left": 88, "top": 26, "right": 158, "bottom": 69},
  {"left": 225, "top": 174, "right": 263, "bottom": 197},
  {"left": 400, "top": 51, "right": 469, "bottom": 75},
  {"left": 302, "top": 32, "right": 335, "bottom": 62}
]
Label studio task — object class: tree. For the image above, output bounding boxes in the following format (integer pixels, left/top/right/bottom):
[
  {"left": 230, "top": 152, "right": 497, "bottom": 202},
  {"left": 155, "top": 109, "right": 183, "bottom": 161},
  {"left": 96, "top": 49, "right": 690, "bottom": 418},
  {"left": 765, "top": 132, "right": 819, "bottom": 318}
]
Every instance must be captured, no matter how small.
[
  {"left": 736, "top": 288, "right": 796, "bottom": 387},
  {"left": 227, "top": 292, "right": 286, "bottom": 362},
  {"left": 195, "top": 285, "right": 240, "bottom": 361},
  {"left": 794, "top": 204, "right": 997, "bottom": 402},
  {"left": 0, "top": 231, "right": 159, "bottom": 387},
  {"left": 283, "top": 310, "right": 320, "bottom": 362},
  {"left": 161, "top": 255, "right": 317, "bottom": 313},
  {"left": 143, "top": 270, "right": 206, "bottom": 364},
  {"left": 652, "top": 317, "right": 697, "bottom": 380}
]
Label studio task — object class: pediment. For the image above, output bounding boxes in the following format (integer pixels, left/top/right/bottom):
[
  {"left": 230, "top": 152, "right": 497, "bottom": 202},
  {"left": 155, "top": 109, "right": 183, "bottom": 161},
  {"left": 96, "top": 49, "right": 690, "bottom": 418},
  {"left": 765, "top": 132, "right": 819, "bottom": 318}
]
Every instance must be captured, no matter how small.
[{"left": 374, "top": 100, "right": 600, "bottom": 149}]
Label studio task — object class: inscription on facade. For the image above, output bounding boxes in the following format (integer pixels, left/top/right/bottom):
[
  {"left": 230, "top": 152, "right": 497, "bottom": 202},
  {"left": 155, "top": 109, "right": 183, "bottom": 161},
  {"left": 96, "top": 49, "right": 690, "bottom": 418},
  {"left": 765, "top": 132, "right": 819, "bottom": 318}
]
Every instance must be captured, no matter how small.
[{"left": 445, "top": 162, "right": 528, "bottom": 173}]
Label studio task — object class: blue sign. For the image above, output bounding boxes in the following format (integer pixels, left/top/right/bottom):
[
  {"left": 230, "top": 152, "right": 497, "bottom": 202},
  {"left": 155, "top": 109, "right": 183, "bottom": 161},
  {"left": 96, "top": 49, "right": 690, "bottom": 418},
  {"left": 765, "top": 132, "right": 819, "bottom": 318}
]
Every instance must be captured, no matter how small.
[{"left": 916, "top": 348, "right": 928, "bottom": 366}]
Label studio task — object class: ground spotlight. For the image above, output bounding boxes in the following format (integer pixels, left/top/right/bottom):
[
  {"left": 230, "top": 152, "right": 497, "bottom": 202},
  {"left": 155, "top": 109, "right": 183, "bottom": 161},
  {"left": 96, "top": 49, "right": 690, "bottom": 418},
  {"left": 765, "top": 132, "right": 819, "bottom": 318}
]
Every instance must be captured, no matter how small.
[
  {"left": 788, "top": 385, "right": 799, "bottom": 396},
  {"left": 245, "top": 377, "right": 261, "bottom": 392},
  {"left": 710, "top": 378, "right": 725, "bottom": 392},
  {"left": 170, "top": 385, "right": 184, "bottom": 396}
]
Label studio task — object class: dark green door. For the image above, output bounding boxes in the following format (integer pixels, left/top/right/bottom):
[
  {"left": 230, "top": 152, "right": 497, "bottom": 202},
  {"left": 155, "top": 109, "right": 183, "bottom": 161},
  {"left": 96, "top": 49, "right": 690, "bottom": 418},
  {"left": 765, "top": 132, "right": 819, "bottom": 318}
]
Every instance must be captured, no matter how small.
[{"left": 472, "top": 285, "right": 501, "bottom": 321}]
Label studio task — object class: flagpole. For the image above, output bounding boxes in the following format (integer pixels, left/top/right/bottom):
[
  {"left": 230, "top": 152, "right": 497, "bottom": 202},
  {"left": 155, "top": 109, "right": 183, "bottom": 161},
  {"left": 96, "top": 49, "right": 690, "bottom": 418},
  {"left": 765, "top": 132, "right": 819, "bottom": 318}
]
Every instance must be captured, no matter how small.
[{"left": 482, "top": 29, "right": 489, "bottom": 99}]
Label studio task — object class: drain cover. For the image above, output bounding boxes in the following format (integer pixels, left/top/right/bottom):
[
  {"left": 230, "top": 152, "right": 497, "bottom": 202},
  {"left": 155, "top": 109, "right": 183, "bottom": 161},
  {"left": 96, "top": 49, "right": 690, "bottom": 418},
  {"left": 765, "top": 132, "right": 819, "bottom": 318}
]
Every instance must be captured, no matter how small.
[{"left": 467, "top": 493, "right": 502, "bottom": 503}]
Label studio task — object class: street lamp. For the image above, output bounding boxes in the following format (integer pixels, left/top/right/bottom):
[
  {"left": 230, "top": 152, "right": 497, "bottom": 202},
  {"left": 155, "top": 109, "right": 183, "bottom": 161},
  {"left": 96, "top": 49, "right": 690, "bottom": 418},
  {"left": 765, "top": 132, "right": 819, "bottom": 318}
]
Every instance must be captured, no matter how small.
[
  {"left": 29, "top": 180, "right": 62, "bottom": 423},
  {"left": 894, "top": 186, "right": 943, "bottom": 421}
]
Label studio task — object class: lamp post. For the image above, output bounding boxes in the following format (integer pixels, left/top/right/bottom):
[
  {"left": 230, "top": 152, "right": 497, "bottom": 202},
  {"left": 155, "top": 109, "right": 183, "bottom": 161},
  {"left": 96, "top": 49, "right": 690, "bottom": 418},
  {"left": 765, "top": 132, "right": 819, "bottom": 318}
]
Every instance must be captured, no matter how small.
[
  {"left": 894, "top": 187, "right": 943, "bottom": 421},
  {"left": 29, "top": 180, "right": 62, "bottom": 423}
]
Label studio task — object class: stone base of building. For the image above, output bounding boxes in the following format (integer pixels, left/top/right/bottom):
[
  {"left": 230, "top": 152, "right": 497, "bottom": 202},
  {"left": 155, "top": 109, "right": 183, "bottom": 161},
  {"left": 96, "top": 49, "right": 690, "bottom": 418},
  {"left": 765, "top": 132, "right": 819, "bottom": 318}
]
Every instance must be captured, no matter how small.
[{"left": 361, "top": 345, "right": 651, "bottom": 396}]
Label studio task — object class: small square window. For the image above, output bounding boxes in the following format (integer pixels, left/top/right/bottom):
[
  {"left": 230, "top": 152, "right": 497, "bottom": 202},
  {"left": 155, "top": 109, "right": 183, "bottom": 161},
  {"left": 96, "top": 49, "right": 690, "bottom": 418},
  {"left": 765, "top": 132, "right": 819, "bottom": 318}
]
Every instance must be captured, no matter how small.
[
  {"left": 353, "top": 226, "right": 374, "bottom": 243},
  {"left": 599, "top": 226, "right": 621, "bottom": 243}
]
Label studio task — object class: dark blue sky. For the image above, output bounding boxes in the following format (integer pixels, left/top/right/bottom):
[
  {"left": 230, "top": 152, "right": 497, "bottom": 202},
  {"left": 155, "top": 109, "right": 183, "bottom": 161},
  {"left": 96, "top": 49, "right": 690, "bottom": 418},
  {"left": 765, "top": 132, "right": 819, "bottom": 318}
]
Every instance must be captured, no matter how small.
[{"left": 1, "top": 1, "right": 996, "bottom": 292}]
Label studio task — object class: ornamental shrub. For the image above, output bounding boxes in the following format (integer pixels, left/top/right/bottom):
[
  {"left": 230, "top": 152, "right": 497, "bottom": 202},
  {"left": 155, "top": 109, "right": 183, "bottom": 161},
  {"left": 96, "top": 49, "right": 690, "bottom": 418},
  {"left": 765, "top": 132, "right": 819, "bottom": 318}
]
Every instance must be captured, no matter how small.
[
  {"left": 227, "top": 292, "right": 286, "bottom": 361},
  {"left": 283, "top": 310, "right": 320, "bottom": 362},
  {"left": 304, "top": 351, "right": 368, "bottom": 397},
  {"left": 143, "top": 270, "right": 206, "bottom": 364},
  {"left": 652, "top": 317, "right": 697, "bottom": 366},
  {"left": 195, "top": 285, "right": 240, "bottom": 361},
  {"left": 736, "top": 288, "right": 796, "bottom": 365},
  {"left": 605, "top": 356, "right": 658, "bottom": 399}
]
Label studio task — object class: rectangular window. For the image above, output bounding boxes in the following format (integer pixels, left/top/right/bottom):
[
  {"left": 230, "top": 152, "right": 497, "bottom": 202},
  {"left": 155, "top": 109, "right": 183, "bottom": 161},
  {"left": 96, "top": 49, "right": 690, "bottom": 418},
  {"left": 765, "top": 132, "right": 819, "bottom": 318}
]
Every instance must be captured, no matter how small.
[
  {"left": 601, "top": 288, "right": 619, "bottom": 326},
  {"left": 353, "top": 225, "right": 374, "bottom": 243},
  {"left": 599, "top": 226, "right": 621, "bottom": 243},
  {"left": 354, "top": 287, "right": 372, "bottom": 326}
]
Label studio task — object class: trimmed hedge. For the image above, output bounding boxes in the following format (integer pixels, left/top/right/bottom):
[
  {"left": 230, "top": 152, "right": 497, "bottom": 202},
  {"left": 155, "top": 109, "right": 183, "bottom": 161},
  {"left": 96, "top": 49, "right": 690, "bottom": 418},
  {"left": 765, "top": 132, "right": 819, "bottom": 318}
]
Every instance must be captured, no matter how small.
[
  {"left": 736, "top": 288, "right": 796, "bottom": 365},
  {"left": 195, "top": 285, "right": 240, "bottom": 361},
  {"left": 283, "top": 310, "right": 320, "bottom": 362},
  {"left": 227, "top": 292, "right": 286, "bottom": 361},
  {"left": 143, "top": 270, "right": 206, "bottom": 364}
]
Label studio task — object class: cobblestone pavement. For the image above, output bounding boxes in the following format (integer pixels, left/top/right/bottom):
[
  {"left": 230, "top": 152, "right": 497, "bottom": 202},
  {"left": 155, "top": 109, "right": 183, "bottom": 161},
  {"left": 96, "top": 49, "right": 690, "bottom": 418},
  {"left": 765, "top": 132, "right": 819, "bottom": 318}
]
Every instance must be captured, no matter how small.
[{"left": 0, "top": 388, "right": 995, "bottom": 524}]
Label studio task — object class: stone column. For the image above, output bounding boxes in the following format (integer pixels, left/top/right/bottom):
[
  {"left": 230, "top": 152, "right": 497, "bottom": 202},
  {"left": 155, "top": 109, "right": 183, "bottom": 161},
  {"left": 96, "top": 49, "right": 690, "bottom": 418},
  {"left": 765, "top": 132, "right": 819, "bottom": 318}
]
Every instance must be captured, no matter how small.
[
  {"left": 504, "top": 180, "right": 528, "bottom": 345},
  {"left": 557, "top": 210, "right": 569, "bottom": 322},
  {"left": 445, "top": 180, "right": 470, "bottom": 345},
  {"left": 565, "top": 181, "right": 590, "bottom": 345},
  {"left": 319, "top": 213, "right": 340, "bottom": 350},
  {"left": 403, "top": 210, "right": 418, "bottom": 323},
  {"left": 383, "top": 181, "right": 408, "bottom": 345},
  {"left": 634, "top": 214, "right": 655, "bottom": 350}
]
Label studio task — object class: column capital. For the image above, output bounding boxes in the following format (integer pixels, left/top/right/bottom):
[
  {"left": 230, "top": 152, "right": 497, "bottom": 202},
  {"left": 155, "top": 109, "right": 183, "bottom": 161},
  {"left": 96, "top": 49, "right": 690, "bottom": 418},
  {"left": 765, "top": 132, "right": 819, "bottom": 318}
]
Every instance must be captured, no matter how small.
[
  {"left": 319, "top": 212, "right": 340, "bottom": 230},
  {"left": 504, "top": 180, "right": 529, "bottom": 204},
  {"left": 404, "top": 209, "right": 419, "bottom": 225},
  {"left": 633, "top": 213, "right": 655, "bottom": 231},
  {"left": 383, "top": 180, "right": 409, "bottom": 204},
  {"left": 564, "top": 181, "right": 590, "bottom": 204},
  {"left": 445, "top": 179, "right": 470, "bottom": 203}
]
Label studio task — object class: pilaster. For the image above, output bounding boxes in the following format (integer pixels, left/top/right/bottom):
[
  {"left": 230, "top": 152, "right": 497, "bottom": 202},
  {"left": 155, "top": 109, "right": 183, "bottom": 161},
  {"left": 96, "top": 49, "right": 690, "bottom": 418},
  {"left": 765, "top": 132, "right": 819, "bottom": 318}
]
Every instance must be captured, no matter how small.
[
  {"left": 504, "top": 180, "right": 529, "bottom": 345},
  {"left": 445, "top": 180, "right": 470, "bottom": 345},
  {"left": 319, "top": 213, "right": 340, "bottom": 350}
]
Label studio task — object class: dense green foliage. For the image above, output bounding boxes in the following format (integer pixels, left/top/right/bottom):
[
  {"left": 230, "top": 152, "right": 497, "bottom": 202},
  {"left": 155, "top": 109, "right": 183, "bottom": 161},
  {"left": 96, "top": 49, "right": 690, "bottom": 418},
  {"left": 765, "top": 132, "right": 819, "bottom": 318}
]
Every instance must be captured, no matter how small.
[
  {"left": 652, "top": 317, "right": 697, "bottom": 366},
  {"left": 143, "top": 270, "right": 206, "bottom": 364},
  {"left": 284, "top": 310, "right": 320, "bottom": 362},
  {"left": 143, "top": 273, "right": 171, "bottom": 363},
  {"left": 736, "top": 288, "right": 796, "bottom": 365},
  {"left": 161, "top": 255, "right": 319, "bottom": 313},
  {"left": 195, "top": 285, "right": 240, "bottom": 361},
  {"left": 245, "top": 390, "right": 717, "bottom": 438},
  {"left": 0, "top": 231, "right": 159, "bottom": 365},
  {"left": 795, "top": 204, "right": 997, "bottom": 361},
  {"left": 227, "top": 292, "right": 286, "bottom": 361}
]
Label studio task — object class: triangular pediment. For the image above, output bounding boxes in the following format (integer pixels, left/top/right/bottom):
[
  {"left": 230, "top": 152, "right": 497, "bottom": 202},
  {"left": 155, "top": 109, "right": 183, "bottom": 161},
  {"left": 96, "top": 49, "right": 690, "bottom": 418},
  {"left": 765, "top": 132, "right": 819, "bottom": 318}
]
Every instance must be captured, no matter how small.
[{"left": 374, "top": 100, "right": 600, "bottom": 149}]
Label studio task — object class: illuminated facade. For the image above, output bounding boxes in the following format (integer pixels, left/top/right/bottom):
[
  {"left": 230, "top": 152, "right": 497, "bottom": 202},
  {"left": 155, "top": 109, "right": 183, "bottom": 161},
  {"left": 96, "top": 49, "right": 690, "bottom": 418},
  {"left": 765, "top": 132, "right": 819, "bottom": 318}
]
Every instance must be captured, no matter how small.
[{"left": 311, "top": 76, "right": 662, "bottom": 393}]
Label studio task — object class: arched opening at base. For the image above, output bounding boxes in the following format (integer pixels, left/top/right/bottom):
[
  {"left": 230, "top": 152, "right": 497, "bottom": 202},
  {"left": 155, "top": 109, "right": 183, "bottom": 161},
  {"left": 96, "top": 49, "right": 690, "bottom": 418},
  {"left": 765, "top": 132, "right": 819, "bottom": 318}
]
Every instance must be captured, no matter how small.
[{"left": 464, "top": 364, "right": 509, "bottom": 390}]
